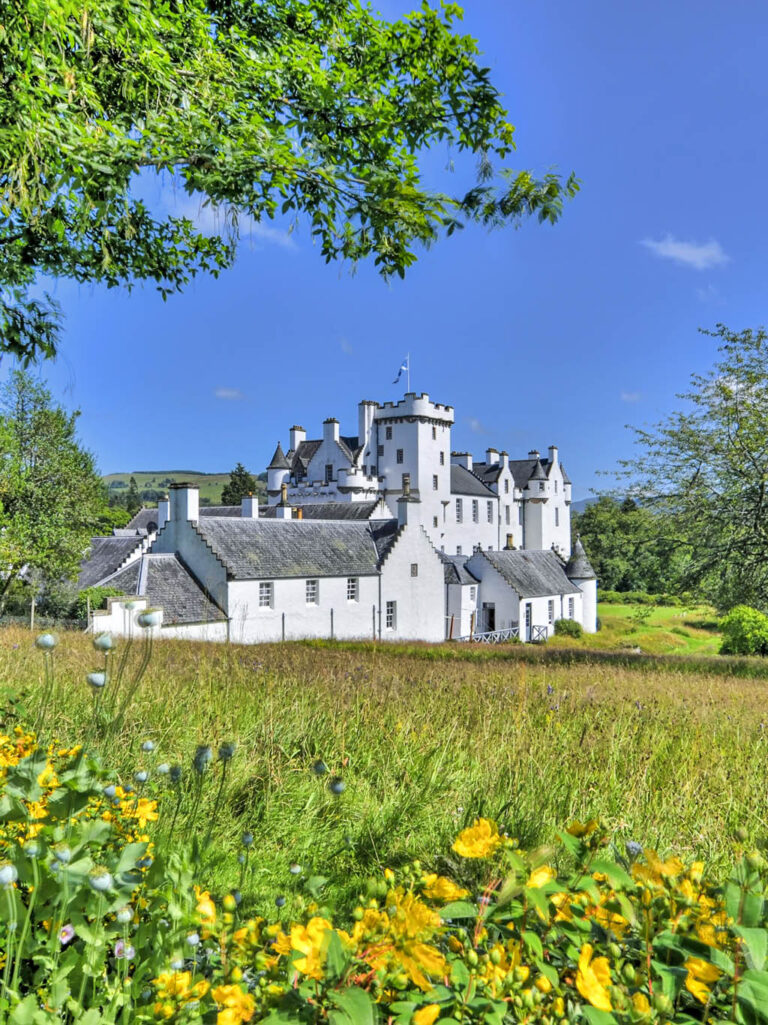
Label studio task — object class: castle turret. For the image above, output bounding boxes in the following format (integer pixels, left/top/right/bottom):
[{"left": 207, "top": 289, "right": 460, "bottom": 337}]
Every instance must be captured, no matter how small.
[
  {"left": 566, "top": 536, "right": 597, "bottom": 633},
  {"left": 267, "top": 442, "right": 291, "bottom": 499}
]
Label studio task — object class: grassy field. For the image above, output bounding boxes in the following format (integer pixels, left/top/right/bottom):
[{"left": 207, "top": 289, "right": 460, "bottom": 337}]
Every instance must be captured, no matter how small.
[
  {"left": 549, "top": 601, "right": 722, "bottom": 656},
  {"left": 102, "top": 470, "right": 267, "bottom": 504},
  {"left": 1, "top": 619, "right": 764, "bottom": 920}
]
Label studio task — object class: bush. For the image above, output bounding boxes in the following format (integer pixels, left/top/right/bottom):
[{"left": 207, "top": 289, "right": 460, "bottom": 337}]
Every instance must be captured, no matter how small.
[
  {"left": 719, "top": 604, "right": 768, "bottom": 655},
  {"left": 2, "top": 732, "right": 768, "bottom": 1024},
  {"left": 554, "top": 617, "right": 583, "bottom": 638},
  {"left": 72, "top": 586, "right": 123, "bottom": 620}
]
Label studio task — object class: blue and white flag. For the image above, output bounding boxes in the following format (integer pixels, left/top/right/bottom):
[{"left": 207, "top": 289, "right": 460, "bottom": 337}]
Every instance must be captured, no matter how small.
[{"left": 392, "top": 357, "right": 409, "bottom": 384}]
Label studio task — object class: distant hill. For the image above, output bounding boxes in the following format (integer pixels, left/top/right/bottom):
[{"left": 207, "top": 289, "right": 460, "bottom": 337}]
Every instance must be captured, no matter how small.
[
  {"left": 103, "top": 471, "right": 267, "bottom": 506},
  {"left": 571, "top": 497, "right": 599, "bottom": 513}
]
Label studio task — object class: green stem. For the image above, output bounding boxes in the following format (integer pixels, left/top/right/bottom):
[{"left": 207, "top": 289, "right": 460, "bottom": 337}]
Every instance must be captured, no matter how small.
[
  {"left": 203, "top": 762, "right": 229, "bottom": 851},
  {"left": 10, "top": 860, "right": 37, "bottom": 995},
  {"left": 2, "top": 886, "right": 17, "bottom": 1002}
]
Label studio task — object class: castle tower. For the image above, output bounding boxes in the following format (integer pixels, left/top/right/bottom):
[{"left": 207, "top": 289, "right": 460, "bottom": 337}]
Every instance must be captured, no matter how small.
[
  {"left": 565, "top": 536, "right": 597, "bottom": 633},
  {"left": 267, "top": 441, "right": 291, "bottom": 499}
]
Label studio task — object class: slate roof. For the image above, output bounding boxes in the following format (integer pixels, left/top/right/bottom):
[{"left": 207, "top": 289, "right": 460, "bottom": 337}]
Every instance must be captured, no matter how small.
[
  {"left": 78, "top": 536, "right": 144, "bottom": 589},
  {"left": 195, "top": 517, "right": 398, "bottom": 579},
  {"left": 125, "top": 508, "right": 159, "bottom": 533},
  {"left": 260, "top": 501, "right": 383, "bottom": 521},
  {"left": 439, "top": 553, "right": 479, "bottom": 586},
  {"left": 480, "top": 550, "right": 581, "bottom": 598},
  {"left": 268, "top": 441, "right": 290, "bottom": 469},
  {"left": 200, "top": 505, "right": 242, "bottom": 517},
  {"left": 102, "top": 554, "right": 226, "bottom": 625},
  {"left": 288, "top": 439, "right": 322, "bottom": 476},
  {"left": 565, "top": 537, "right": 596, "bottom": 580},
  {"left": 450, "top": 464, "right": 497, "bottom": 498},
  {"left": 472, "top": 462, "right": 503, "bottom": 485}
]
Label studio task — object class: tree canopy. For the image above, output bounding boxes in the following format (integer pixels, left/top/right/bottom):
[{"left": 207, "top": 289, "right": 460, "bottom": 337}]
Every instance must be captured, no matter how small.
[
  {"left": 0, "top": 371, "right": 103, "bottom": 612},
  {"left": 615, "top": 325, "right": 768, "bottom": 612},
  {"left": 221, "top": 462, "right": 260, "bottom": 505},
  {"left": 2, "top": 0, "right": 578, "bottom": 362}
]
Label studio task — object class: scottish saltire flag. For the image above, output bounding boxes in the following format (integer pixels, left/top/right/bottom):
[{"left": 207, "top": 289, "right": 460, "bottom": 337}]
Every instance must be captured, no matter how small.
[{"left": 393, "top": 357, "right": 408, "bottom": 384}]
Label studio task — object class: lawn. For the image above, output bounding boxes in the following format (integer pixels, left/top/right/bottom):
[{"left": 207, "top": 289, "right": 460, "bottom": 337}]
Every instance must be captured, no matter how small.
[
  {"left": 0, "top": 621, "right": 763, "bottom": 919},
  {"left": 548, "top": 602, "right": 722, "bottom": 656}
]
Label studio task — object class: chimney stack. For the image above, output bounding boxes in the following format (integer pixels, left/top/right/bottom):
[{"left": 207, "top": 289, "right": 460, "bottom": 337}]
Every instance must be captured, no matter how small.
[
  {"left": 486, "top": 448, "right": 499, "bottom": 465},
  {"left": 241, "top": 493, "right": 259, "bottom": 518},
  {"left": 157, "top": 495, "right": 170, "bottom": 530},
  {"left": 169, "top": 482, "right": 199, "bottom": 523},
  {"left": 275, "top": 482, "right": 292, "bottom": 519},
  {"left": 289, "top": 425, "right": 306, "bottom": 451},
  {"left": 323, "top": 417, "right": 340, "bottom": 443},
  {"left": 528, "top": 449, "right": 540, "bottom": 459},
  {"left": 452, "top": 452, "right": 473, "bottom": 471}
]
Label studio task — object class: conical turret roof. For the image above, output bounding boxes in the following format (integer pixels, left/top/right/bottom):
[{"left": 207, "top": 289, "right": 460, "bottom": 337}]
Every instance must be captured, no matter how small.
[
  {"left": 268, "top": 441, "right": 290, "bottom": 470},
  {"left": 565, "top": 536, "right": 596, "bottom": 580},
  {"left": 530, "top": 459, "right": 547, "bottom": 481}
]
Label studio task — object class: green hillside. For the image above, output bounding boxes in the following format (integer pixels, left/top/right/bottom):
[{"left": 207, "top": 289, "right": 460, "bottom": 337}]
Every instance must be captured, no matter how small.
[{"left": 103, "top": 470, "right": 266, "bottom": 505}]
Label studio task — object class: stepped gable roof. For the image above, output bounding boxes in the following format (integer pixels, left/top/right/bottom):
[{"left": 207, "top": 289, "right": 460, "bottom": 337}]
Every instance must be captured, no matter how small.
[
  {"left": 369, "top": 518, "right": 400, "bottom": 562},
  {"left": 565, "top": 537, "right": 596, "bottom": 580},
  {"left": 78, "top": 536, "right": 144, "bottom": 589},
  {"left": 268, "top": 441, "right": 290, "bottom": 470},
  {"left": 439, "top": 553, "right": 479, "bottom": 586},
  {"left": 101, "top": 554, "right": 226, "bottom": 625},
  {"left": 195, "top": 517, "right": 394, "bottom": 579},
  {"left": 260, "top": 501, "right": 382, "bottom": 521},
  {"left": 480, "top": 549, "right": 580, "bottom": 598},
  {"left": 125, "top": 507, "right": 159, "bottom": 533},
  {"left": 200, "top": 505, "right": 242, "bottom": 517},
  {"left": 450, "top": 464, "right": 497, "bottom": 498}
]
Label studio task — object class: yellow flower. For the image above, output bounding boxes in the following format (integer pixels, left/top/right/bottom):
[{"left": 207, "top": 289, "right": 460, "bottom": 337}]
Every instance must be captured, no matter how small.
[
  {"left": 130, "top": 797, "right": 159, "bottom": 829},
  {"left": 452, "top": 819, "right": 502, "bottom": 859},
  {"left": 212, "top": 984, "right": 255, "bottom": 1024},
  {"left": 289, "top": 917, "right": 333, "bottom": 980},
  {"left": 194, "top": 886, "right": 217, "bottom": 929},
  {"left": 422, "top": 874, "right": 469, "bottom": 902},
  {"left": 37, "top": 762, "right": 58, "bottom": 789},
  {"left": 632, "top": 992, "right": 651, "bottom": 1014},
  {"left": 414, "top": 1005, "right": 441, "bottom": 1025},
  {"left": 684, "top": 956, "right": 721, "bottom": 1004},
  {"left": 566, "top": 819, "right": 599, "bottom": 837},
  {"left": 576, "top": 944, "right": 612, "bottom": 1012},
  {"left": 526, "top": 865, "right": 555, "bottom": 889}
]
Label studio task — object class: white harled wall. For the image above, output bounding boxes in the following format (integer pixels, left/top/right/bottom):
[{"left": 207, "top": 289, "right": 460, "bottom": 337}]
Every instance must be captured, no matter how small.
[{"left": 378, "top": 524, "right": 445, "bottom": 642}]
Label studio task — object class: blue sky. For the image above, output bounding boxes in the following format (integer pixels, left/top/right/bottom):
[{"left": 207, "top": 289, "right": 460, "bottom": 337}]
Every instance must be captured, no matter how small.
[{"left": 26, "top": 0, "right": 768, "bottom": 499}]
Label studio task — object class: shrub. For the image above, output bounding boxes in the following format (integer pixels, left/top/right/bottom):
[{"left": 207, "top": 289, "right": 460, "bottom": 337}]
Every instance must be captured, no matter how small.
[
  {"left": 719, "top": 604, "right": 768, "bottom": 655},
  {"left": 72, "top": 586, "right": 123, "bottom": 620},
  {"left": 554, "top": 617, "right": 583, "bottom": 638}
]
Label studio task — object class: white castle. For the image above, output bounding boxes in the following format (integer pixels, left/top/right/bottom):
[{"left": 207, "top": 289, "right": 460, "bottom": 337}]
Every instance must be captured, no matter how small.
[{"left": 82, "top": 391, "right": 597, "bottom": 645}]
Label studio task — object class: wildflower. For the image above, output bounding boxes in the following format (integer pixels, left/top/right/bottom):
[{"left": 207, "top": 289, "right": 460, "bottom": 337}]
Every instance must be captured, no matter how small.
[
  {"left": 218, "top": 742, "right": 236, "bottom": 762},
  {"left": 186, "top": 933, "right": 200, "bottom": 947},
  {"left": 527, "top": 865, "right": 556, "bottom": 889},
  {"left": 137, "top": 609, "right": 162, "bottom": 628},
  {"left": 103, "top": 785, "right": 117, "bottom": 799},
  {"left": 116, "top": 906, "right": 133, "bottom": 924},
  {"left": 194, "top": 886, "right": 216, "bottom": 928},
  {"left": 328, "top": 777, "right": 345, "bottom": 795},
  {"left": 93, "top": 633, "right": 115, "bottom": 652},
  {"left": 632, "top": 992, "right": 651, "bottom": 1013},
  {"left": 170, "top": 765, "right": 182, "bottom": 784},
  {"left": 52, "top": 844, "right": 71, "bottom": 864},
  {"left": 275, "top": 895, "right": 286, "bottom": 908},
  {"left": 685, "top": 956, "right": 722, "bottom": 1004},
  {"left": 422, "top": 874, "right": 469, "bottom": 902},
  {"left": 576, "top": 944, "right": 612, "bottom": 1012},
  {"left": 211, "top": 983, "right": 255, "bottom": 1025},
  {"left": 157, "top": 763, "right": 170, "bottom": 774},
  {"left": 285, "top": 917, "right": 333, "bottom": 979},
  {"left": 37, "top": 762, "right": 58, "bottom": 788},
  {"left": 23, "top": 842, "right": 40, "bottom": 859},
  {"left": 452, "top": 819, "right": 503, "bottom": 859},
  {"left": 414, "top": 1006, "right": 441, "bottom": 1025},
  {"left": 89, "top": 869, "right": 113, "bottom": 892},
  {"left": 193, "top": 746, "right": 213, "bottom": 774},
  {"left": 311, "top": 759, "right": 328, "bottom": 775},
  {"left": 565, "top": 819, "right": 599, "bottom": 838},
  {"left": 114, "top": 940, "right": 135, "bottom": 959},
  {"left": 289, "top": 862, "right": 302, "bottom": 875},
  {"left": 134, "top": 770, "right": 149, "bottom": 784},
  {"left": 59, "top": 924, "right": 75, "bottom": 945},
  {"left": 242, "top": 832, "right": 254, "bottom": 848},
  {"left": 132, "top": 798, "right": 159, "bottom": 829},
  {"left": 0, "top": 862, "right": 18, "bottom": 887},
  {"left": 87, "top": 671, "right": 106, "bottom": 689},
  {"left": 141, "top": 740, "right": 156, "bottom": 752},
  {"left": 35, "top": 633, "right": 57, "bottom": 650},
  {"left": 625, "top": 840, "right": 643, "bottom": 860}
]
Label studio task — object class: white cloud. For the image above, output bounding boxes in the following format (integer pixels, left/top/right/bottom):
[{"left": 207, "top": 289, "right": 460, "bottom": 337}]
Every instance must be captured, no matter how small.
[
  {"left": 168, "top": 192, "right": 296, "bottom": 249},
  {"left": 467, "top": 417, "right": 488, "bottom": 434},
  {"left": 620, "top": 391, "right": 641, "bottom": 403},
  {"left": 214, "top": 387, "right": 245, "bottom": 401},
  {"left": 640, "top": 234, "right": 729, "bottom": 271},
  {"left": 339, "top": 337, "right": 355, "bottom": 356}
]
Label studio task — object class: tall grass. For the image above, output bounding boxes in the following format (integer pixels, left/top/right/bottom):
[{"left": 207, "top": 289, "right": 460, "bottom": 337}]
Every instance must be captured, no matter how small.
[{"left": 0, "top": 627, "right": 763, "bottom": 914}]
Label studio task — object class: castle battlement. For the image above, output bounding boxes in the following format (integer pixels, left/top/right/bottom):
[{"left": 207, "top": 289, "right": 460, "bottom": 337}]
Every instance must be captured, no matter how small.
[{"left": 375, "top": 392, "right": 454, "bottom": 422}]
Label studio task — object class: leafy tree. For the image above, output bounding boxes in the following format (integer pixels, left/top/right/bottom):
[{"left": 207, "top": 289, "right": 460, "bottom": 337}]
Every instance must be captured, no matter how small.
[
  {"left": 2, "top": 1, "right": 578, "bottom": 362},
  {"left": 93, "top": 504, "right": 132, "bottom": 533},
  {"left": 572, "top": 497, "right": 688, "bottom": 594},
  {"left": 615, "top": 325, "right": 768, "bottom": 612},
  {"left": 0, "top": 371, "right": 103, "bottom": 613},
  {"left": 125, "top": 477, "right": 142, "bottom": 517},
  {"left": 221, "top": 462, "right": 259, "bottom": 505}
]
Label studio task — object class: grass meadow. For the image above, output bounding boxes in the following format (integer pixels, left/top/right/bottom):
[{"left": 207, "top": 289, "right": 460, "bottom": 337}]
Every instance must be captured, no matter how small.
[{"left": 1, "top": 617, "right": 766, "bottom": 920}]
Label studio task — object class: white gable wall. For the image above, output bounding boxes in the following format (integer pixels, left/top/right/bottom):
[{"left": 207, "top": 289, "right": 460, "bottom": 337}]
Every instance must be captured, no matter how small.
[
  {"left": 379, "top": 525, "right": 445, "bottom": 642},
  {"left": 151, "top": 519, "right": 229, "bottom": 612}
]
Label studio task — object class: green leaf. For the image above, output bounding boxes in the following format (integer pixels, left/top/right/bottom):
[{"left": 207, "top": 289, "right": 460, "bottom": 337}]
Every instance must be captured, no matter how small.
[
  {"left": 327, "top": 987, "right": 376, "bottom": 1025},
  {"left": 589, "top": 858, "right": 634, "bottom": 890},
  {"left": 737, "top": 927, "right": 768, "bottom": 971},
  {"left": 580, "top": 1008, "right": 617, "bottom": 1025},
  {"left": 324, "top": 930, "right": 349, "bottom": 982},
  {"left": 522, "top": 929, "right": 543, "bottom": 959},
  {"left": 9, "top": 995, "right": 39, "bottom": 1025},
  {"left": 737, "top": 969, "right": 768, "bottom": 1024},
  {"left": 438, "top": 900, "right": 477, "bottom": 920}
]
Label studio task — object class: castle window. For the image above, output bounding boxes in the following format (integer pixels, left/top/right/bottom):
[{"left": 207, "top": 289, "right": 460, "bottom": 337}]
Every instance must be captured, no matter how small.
[
  {"left": 432, "top": 426, "right": 437, "bottom": 440},
  {"left": 505, "top": 506, "right": 510, "bottom": 525},
  {"left": 539, "top": 482, "right": 545, "bottom": 492},
  {"left": 555, "top": 507, "right": 560, "bottom": 527},
  {"left": 347, "top": 577, "right": 359, "bottom": 602},
  {"left": 472, "top": 500, "right": 479, "bottom": 523},
  {"left": 432, "top": 475, "right": 438, "bottom": 490},
  {"left": 456, "top": 545, "right": 462, "bottom": 555},
  {"left": 548, "top": 600, "right": 554, "bottom": 624},
  {"left": 378, "top": 445, "right": 384, "bottom": 457},
  {"left": 456, "top": 498, "right": 463, "bottom": 523},
  {"left": 568, "top": 597, "right": 575, "bottom": 619},
  {"left": 411, "top": 563, "right": 418, "bottom": 577},
  {"left": 386, "top": 426, "right": 393, "bottom": 440},
  {"left": 259, "top": 582, "right": 273, "bottom": 608},
  {"left": 306, "top": 579, "right": 319, "bottom": 605},
  {"left": 439, "top": 451, "right": 444, "bottom": 465},
  {"left": 433, "top": 516, "right": 438, "bottom": 528},
  {"left": 470, "top": 586, "right": 476, "bottom": 600},
  {"left": 487, "top": 501, "right": 493, "bottom": 523},
  {"left": 385, "top": 601, "right": 397, "bottom": 630},
  {"left": 324, "top": 464, "right": 333, "bottom": 483},
  {"left": 504, "top": 479, "right": 509, "bottom": 494},
  {"left": 554, "top": 480, "right": 558, "bottom": 494},
  {"left": 396, "top": 449, "right": 404, "bottom": 464}
]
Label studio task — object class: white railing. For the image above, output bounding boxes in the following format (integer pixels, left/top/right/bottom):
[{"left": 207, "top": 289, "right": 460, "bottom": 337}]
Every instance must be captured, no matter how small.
[{"left": 460, "top": 626, "right": 520, "bottom": 644}]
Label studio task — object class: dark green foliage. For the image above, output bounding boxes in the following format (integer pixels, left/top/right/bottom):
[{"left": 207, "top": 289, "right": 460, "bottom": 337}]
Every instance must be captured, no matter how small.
[
  {"left": 719, "top": 606, "right": 768, "bottom": 656},
  {"left": 72, "top": 587, "right": 124, "bottom": 620},
  {"left": 553, "top": 618, "right": 583, "bottom": 638},
  {"left": 125, "top": 477, "right": 141, "bottom": 516},
  {"left": 221, "top": 462, "right": 259, "bottom": 505},
  {"left": 599, "top": 590, "right": 688, "bottom": 606},
  {"left": 1, "top": 1, "right": 578, "bottom": 362}
]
